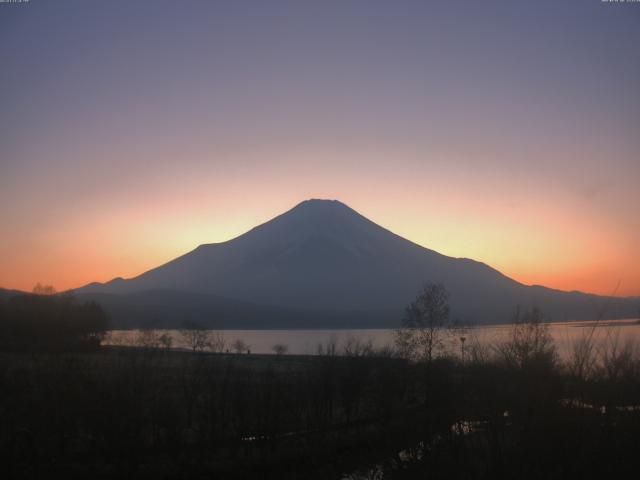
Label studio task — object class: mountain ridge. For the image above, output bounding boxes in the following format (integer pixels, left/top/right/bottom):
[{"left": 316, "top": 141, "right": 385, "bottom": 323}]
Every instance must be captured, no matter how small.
[{"left": 73, "top": 199, "right": 639, "bottom": 327}]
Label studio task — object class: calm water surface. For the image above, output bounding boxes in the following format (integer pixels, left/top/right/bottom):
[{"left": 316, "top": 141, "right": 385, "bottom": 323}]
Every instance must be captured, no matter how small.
[{"left": 106, "top": 319, "right": 640, "bottom": 358}]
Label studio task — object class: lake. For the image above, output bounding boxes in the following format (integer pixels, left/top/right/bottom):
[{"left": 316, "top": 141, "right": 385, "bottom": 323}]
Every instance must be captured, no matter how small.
[{"left": 105, "top": 319, "right": 640, "bottom": 358}]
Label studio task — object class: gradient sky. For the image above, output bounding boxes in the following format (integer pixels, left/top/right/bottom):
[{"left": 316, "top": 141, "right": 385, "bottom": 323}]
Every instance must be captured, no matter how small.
[{"left": 1, "top": 0, "right": 639, "bottom": 296}]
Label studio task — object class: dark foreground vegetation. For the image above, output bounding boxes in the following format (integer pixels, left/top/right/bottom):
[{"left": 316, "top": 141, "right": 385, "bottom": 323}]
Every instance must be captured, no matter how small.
[
  {"left": 1, "top": 336, "right": 640, "bottom": 479},
  {"left": 0, "top": 292, "right": 108, "bottom": 352},
  {"left": 1, "top": 287, "right": 640, "bottom": 479}
]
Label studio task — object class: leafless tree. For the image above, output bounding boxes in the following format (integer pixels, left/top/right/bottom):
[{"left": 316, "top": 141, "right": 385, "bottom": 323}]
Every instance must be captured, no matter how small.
[
  {"left": 135, "top": 328, "right": 162, "bottom": 350},
  {"left": 568, "top": 282, "right": 622, "bottom": 383},
  {"left": 395, "top": 283, "right": 451, "bottom": 363},
  {"left": 316, "top": 335, "right": 338, "bottom": 356},
  {"left": 569, "top": 333, "right": 599, "bottom": 382},
  {"left": 179, "top": 321, "right": 212, "bottom": 353},
  {"left": 495, "top": 306, "right": 557, "bottom": 370},
  {"left": 272, "top": 343, "right": 288, "bottom": 355},
  {"left": 209, "top": 331, "right": 226, "bottom": 353},
  {"left": 343, "top": 334, "right": 374, "bottom": 357},
  {"left": 158, "top": 332, "right": 173, "bottom": 350},
  {"left": 231, "top": 338, "right": 249, "bottom": 354},
  {"left": 598, "top": 327, "right": 637, "bottom": 382}
]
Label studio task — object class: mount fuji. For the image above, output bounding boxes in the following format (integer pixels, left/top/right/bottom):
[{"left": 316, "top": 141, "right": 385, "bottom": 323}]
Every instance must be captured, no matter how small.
[{"left": 76, "top": 199, "right": 638, "bottom": 328}]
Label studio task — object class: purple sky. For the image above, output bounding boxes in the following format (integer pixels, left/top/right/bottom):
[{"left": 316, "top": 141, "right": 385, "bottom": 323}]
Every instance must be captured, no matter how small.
[{"left": 1, "top": 0, "right": 639, "bottom": 295}]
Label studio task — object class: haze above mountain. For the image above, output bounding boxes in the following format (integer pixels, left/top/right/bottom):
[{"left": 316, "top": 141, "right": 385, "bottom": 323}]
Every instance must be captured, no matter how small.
[{"left": 77, "top": 199, "right": 637, "bottom": 327}]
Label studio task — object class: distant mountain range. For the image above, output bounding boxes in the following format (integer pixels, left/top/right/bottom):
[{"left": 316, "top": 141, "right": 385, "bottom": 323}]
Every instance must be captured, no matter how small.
[
  {"left": 0, "top": 288, "right": 25, "bottom": 302},
  {"left": 4, "top": 199, "right": 638, "bottom": 328}
]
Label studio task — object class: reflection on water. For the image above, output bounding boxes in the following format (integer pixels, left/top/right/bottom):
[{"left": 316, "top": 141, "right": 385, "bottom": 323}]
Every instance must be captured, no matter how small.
[{"left": 104, "top": 319, "right": 640, "bottom": 358}]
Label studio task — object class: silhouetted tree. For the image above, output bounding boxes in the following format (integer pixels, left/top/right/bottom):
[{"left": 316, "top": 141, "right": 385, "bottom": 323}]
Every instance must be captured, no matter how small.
[
  {"left": 32, "top": 283, "right": 57, "bottom": 295},
  {"left": 209, "top": 331, "right": 226, "bottom": 353},
  {"left": 495, "top": 306, "right": 557, "bottom": 371},
  {"left": 158, "top": 332, "right": 173, "bottom": 350},
  {"left": 316, "top": 335, "right": 338, "bottom": 356},
  {"left": 135, "top": 327, "right": 162, "bottom": 350},
  {"left": 395, "top": 283, "right": 451, "bottom": 363},
  {"left": 342, "top": 334, "right": 374, "bottom": 357},
  {"left": 231, "top": 339, "right": 248, "bottom": 354},
  {"left": 179, "top": 321, "right": 212, "bottom": 352},
  {"left": 272, "top": 343, "right": 288, "bottom": 355},
  {"left": 0, "top": 293, "right": 108, "bottom": 351}
]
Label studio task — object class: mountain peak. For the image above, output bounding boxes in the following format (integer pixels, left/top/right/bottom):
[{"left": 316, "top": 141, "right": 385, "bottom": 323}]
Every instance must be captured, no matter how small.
[
  {"left": 292, "top": 198, "right": 350, "bottom": 211},
  {"left": 270, "top": 198, "right": 374, "bottom": 234},
  {"left": 74, "top": 198, "right": 640, "bottom": 324},
  {"left": 300, "top": 198, "right": 340, "bottom": 204}
]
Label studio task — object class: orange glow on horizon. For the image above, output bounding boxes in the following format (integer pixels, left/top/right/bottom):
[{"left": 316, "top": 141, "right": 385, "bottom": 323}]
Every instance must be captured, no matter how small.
[
  {"left": 1, "top": 182, "right": 638, "bottom": 298},
  {"left": 2, "top": 1, "right": 639, "bottom": 300}
]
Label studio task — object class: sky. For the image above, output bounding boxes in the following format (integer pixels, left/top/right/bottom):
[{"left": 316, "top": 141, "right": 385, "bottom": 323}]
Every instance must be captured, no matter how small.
[{"left": 1, "top": 0, "right": 639, "bottom": 297}]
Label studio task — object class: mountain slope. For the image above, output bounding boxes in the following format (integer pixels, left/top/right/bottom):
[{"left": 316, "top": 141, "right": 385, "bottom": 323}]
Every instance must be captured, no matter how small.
[
  {"left": 0, "top": 288, "right": 28, "bottom": 301},
  {"left": 78, "top": 199, "right": 639, "bottom": 326}
]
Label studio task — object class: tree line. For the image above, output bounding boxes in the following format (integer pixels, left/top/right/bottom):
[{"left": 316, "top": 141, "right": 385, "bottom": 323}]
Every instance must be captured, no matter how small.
[{"left": 0, "top": 287, "right": 109, "bottom": 352}]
